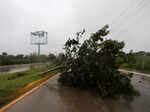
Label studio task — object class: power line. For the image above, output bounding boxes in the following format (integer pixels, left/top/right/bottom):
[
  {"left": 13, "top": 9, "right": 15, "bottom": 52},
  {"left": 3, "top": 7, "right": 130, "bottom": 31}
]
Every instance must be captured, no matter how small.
[
  {"left": 110, "top": 0, "right": 144, "bottom": 27},
  {"left": 111, "top": 0, "right": 146, "bottom": 33},
  {"left": 111, "top": 0, "right": 150, "bottom": 38},
  {"left": 114, "top": 1, "right": 150, "bottom": 38}
]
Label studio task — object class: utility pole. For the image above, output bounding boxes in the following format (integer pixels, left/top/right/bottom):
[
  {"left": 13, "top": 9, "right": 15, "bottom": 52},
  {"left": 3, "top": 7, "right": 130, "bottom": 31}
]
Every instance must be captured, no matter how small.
[
  {"left": 142, "top": 54, "right": 145, "bottom": 70},
  {"left": 38, "top": 44, "right": 40, "bottom": 56}
]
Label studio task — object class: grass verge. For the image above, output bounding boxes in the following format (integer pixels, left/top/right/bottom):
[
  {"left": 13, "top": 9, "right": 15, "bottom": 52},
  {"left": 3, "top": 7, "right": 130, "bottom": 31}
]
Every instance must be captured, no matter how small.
[
  {"left": 0, "top": 65, "right": 60, "bottom": 107},
  {"left": 121, "top": 55, "right": 150, "bottom": 74}
]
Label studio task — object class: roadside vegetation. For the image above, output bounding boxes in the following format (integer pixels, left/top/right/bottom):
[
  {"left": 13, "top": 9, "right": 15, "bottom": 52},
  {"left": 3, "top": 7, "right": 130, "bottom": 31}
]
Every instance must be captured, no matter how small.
[
  {"left": 0, "top": 64, "right": 60, "bottom": 106},
  {"left": 58, "top": 25, "right": 139, "bottom": 99},
  {"left": 120, "top": 51, "right": 150, "bottom": 74},
  {"left": 0, "top": 52, "right": 64, "bottom": 66}
]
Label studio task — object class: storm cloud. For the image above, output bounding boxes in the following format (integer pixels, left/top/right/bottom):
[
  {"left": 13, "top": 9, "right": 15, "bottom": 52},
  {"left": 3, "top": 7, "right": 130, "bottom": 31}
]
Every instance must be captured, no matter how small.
[{"left": 0, "top": 0, "right": 150, "bottom": 55}]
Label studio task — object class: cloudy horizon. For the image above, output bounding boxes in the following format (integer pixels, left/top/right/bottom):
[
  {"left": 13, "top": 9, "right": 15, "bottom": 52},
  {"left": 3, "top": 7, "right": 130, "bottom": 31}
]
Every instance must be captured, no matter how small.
[{"left": 0, "top": 0, "right": 150, "bottom": 55}]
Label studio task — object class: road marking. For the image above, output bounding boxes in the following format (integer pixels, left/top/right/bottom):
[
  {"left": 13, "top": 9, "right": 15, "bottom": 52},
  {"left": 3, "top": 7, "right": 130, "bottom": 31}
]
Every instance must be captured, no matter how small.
[{"left": 0, "top": 73, "right": 59, "bottom": 112}]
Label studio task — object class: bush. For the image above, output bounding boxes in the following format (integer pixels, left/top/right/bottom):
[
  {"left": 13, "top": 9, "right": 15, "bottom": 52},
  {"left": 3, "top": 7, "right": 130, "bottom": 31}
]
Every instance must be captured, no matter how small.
[
  {"left": 7, "top": 73, "right": 25, "bottom": 80},
  {"left": 58, "top": 25, "right": 139, "bottom": 99}
]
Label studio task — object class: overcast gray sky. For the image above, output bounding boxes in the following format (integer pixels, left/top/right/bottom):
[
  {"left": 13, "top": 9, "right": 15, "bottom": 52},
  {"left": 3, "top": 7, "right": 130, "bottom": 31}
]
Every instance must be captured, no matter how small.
[{"left": 0, "top": 0, "right": 150, "bottom": 55}]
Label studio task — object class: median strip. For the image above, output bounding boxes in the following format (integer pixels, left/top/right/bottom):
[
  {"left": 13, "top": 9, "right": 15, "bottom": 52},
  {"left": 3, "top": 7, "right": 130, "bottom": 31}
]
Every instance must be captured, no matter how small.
[{"left": 0, "top": 73, "right": 59, "bottom": 112}]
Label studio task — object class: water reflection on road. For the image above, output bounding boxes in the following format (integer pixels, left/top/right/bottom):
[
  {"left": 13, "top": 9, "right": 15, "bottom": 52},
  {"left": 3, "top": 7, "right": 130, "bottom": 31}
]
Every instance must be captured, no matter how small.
[
  {"left": 130, "top": 74, "right": 150, "bottom": 112},
  {"left": 6, "top": 67, "right": 30, "bottom": 74},
  {"left": 46, "top": 74, "right": 150, "bottom": 112},
  {"left": 4, "top": 74, "right": 150, "bottom": 112},
  {"left": 0, "top": 64, "right": 45, "bottom": 75},
  {"left": 0, "top": 66, "right": 29, "bottom": 75}
]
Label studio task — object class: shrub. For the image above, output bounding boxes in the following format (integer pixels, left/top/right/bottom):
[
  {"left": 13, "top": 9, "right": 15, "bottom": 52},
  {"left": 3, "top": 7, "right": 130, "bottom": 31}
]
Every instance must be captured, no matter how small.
[
  {"left": 7, "top": 73, "right": 25, "bottom": 80},
  {"left": 58, "top": 25, "right": 139, "bottom": 99}
]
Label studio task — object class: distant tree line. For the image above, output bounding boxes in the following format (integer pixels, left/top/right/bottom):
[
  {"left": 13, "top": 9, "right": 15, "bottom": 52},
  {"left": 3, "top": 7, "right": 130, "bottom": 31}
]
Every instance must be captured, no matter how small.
[
  {"left": 0, "top": 52, "right": 65, "bottom": 66},
  {"left": 134, "top": 51, "right": 150, "bottom": 56},
  {"left": 120, "top": 50, "right": 150, "bottom": 72}
]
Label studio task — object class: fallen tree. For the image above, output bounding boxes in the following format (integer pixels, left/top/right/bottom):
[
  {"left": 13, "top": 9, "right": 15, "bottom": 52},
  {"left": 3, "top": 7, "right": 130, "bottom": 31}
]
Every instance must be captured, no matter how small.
[{"left": 58, "top": 25, "right": 139, "bottom": 99}]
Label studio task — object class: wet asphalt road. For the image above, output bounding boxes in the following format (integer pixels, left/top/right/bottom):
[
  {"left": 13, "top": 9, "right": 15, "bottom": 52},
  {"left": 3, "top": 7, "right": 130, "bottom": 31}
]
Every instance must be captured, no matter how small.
[
  {"left": 0, "top": 63, "right": 46, "bottom": 75},
  {"left": 4, "top": 73, "right": 150, "bottom": 112}
]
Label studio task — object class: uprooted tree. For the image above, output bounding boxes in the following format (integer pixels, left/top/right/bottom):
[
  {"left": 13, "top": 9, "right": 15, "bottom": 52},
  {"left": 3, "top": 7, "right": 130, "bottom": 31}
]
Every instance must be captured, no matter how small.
[{"left": 58, "top": 25, "right": 139, "bottom": 99}]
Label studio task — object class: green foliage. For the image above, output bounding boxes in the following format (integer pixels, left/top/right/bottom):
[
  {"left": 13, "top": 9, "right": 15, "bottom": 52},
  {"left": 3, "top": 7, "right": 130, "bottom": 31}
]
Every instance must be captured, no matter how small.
[
  {"left": 0, "top": 65, "right": 59, "bottom": 105},
  {"left": 7, "top": 73, "right": 25, "bottom": 80},
  {"left": 0, "top": 52, "right": 58, "bottom": 66},
  {"left": 55, "top": 53, "right": 66, "bottom": 65},
  {"left": 48, "top": 53, "right": 56, "bottom": 62},
  {"left": 121, "top": 55, "right": 150, "bottom": 73},
  {"left": 58, "top": 25, "right": 139, "bottom": 99}
]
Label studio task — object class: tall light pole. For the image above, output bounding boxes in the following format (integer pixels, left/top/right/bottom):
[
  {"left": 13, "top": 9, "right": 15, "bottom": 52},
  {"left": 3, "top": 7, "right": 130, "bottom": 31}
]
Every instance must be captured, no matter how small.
[{"left": 142, "top": 54, "right": 145, "bottom": 70}]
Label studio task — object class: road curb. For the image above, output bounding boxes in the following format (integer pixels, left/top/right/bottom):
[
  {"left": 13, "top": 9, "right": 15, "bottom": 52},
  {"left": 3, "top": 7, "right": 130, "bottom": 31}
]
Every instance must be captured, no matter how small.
[
  {"left": 119, "top": 69, "right": 150, "bottom": 78},
  {"left": 0, "top": 73, "right": 59, "bottom": 112}
]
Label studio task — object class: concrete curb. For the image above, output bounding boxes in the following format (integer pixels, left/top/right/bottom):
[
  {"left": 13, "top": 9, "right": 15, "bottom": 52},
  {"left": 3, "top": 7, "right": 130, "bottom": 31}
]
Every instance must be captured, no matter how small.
[
  {"left": 0, "top": 73, "right": 59, "bottom": 112},
  {"left": 119, "top": 69, "right": 150, "bottom": 78}
]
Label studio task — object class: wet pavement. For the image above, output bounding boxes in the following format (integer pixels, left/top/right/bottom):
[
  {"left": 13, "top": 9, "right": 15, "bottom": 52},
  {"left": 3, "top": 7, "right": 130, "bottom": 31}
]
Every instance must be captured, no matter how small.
[
  {"left": 4, "top": 73, "right": 150, "bottom": 112},
  {"left": 0, "top": 63, "right": 46, "bottom": 75}
]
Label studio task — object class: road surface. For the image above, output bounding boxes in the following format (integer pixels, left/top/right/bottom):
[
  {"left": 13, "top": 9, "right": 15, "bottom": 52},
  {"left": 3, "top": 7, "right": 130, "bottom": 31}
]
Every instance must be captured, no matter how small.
[
  {"left": 3, "top": 73, "right": 150, "bottom": 112},
  {"left": 0, "top": 63, "right": 46, "bottom": 75},
  {"left": 119, "top": 69, "right": 150, "bottom": 77}
]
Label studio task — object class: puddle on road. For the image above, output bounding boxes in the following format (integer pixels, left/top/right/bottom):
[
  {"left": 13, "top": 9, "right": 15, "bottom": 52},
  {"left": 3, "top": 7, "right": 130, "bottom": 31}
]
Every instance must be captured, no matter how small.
[
  {"left": 46, "top": 75, "right": 150, "bottom": 112},
  {"left": 0, "top": 67, "right": 30, "bottom": 75},
  {"left": 0, "top": 64, "right": 45, "bottom": 75}
]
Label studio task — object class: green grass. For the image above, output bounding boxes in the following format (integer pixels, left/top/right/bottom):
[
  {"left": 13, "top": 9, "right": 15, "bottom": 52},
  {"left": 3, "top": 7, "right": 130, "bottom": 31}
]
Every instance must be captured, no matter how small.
[
  {"left": 121, "top": 55, "right": 150, "bottom": 74},
  {"left": 0, "top": 64, "right": 60, "bottom": 106}
]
